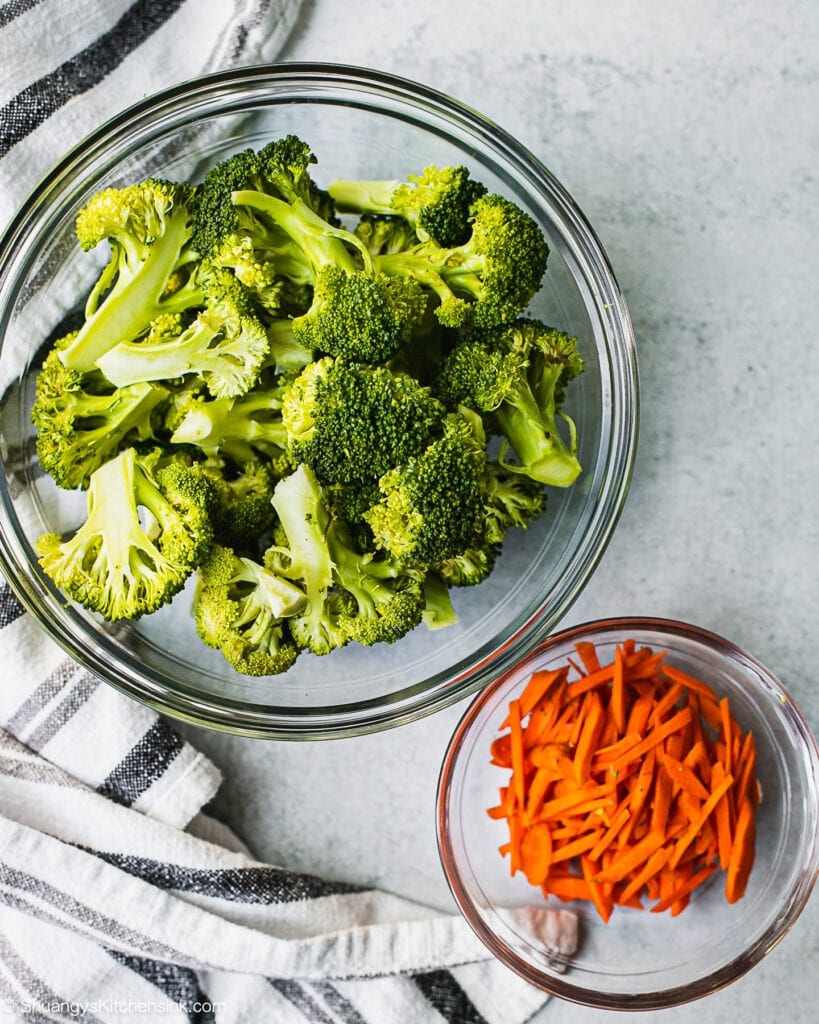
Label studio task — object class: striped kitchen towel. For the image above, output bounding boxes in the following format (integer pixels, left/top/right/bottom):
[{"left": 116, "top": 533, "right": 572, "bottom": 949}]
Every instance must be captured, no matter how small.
[
  {"left": 0, "top": 715, "right": 577, "bottom": 1024},
  {"left": 0, "top": 578, "right": 578, "bottom": 1023},
  {"left": 0, "top": 0, "right": 303, "bottom": 231}
]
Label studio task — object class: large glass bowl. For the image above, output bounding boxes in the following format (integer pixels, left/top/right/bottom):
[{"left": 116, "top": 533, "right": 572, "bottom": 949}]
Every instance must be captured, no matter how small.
[
  {"left": 436, "top": 618, "right": 819, "bottom": 1009},
  {"left": 0, "top": 65, "right": 637, "bottom": 739}
]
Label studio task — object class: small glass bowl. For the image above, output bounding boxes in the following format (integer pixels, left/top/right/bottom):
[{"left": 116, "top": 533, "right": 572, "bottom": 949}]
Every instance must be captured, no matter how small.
[
  {"left": 0, "top": 65, "right": 637, "bottom": 739},
  {"left": 437, "top": 617, "right": 819, "bottom": 1009}
]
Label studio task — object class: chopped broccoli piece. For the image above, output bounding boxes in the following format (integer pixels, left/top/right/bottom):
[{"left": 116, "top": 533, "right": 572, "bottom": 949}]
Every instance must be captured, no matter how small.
[
  {"left": 195, "top": 543, "right": 303, "bottom": 676},
  {"left": 32, "top": 340, "right": 168, "bottom": 489},
  {"left": 364, "top": 413, "right": 488, "bottom": 564},
  {"left": 169, "top": 382, "right": 288, "bottom": 466},
  {"left": 61, "top": 179, "right": 201, "bottom": 371},
  {"left": 483, "top": 461, "right": 546, "bottom": 544},
  {"left": 374, "top": 192, "right": 549, "bottom": 329},
  {"left": 96, "top": 267, "right": 268, "bottom": 398},
  {"left": 330, "top": 165, "right": 488, "bottom": 247},
  {"left": 35, "top": 447, "right": 213, "bottom": 621},
  {"left": 281, "top": 356, "right": 445, "bottom": 485},
  {"left": 354, "top": 213, "right": 420, "bottom": 256},
  {"left": 201, "top": 457, "right": 277, "bottom": 553},
  {"left": 267, "top": 464, "right": 425, "bottom": 655},
  {"left": 434, "top": 544, "right": 499, "bottom": 588},
  {"left": 230, "top": 190, "right": 428, "bottom": 362},
  {"left": 434, "top": 318, "right": 583, "bottom": 487}
]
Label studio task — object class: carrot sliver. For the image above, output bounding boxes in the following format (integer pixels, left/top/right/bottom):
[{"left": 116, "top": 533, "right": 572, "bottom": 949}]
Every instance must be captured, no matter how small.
[
  {"left": 650, "top": 763, "right": 674, "bottom": 836},
  {"left": 661, "top": 663, "right": 719, "bottom": 701},
  {"left": 610, "top": 645, "right": 626, "bottom": 734},
  {"left": 597, "top": 831, "right": 666, "bottom": 883},
  {"left": 589, "top": 804, "right": 631, "bottom": 861},
  {"left": 539, "top": 782, "right": 614, "bottom": 820},
  {"left": 609, "top": 707, "right": 693, "bottom": 772},
  {"left": 711, "top": 762, "right": 733, "bottom": 870},
  {"left": 566, "top": 662, "right": 616, "bottom": 698},
  {"left": 545, "top": 875, "right": 593, "bottom": 902},
  {"left": 518, "top": 668, "right": 566, "bottom": 720},
  {"left": 725, "top": 795, "right": 756, "bottom": 903},
  {"left": 651, "top": 864, "right": 718, "bottom": 913},
  {"left": 573, "top": 692, "right": 606, "bottom": 783},
  {"left": 581, "top": 855, "right": 613, "bottom": 923},
  {"left": 661, "top": 753, "right": 710, "bottom": 801},
  {"left": 719, "top": 698, "right": 734, "bottom": 775},
  {"left": 551, "top": 830, "right": 604, "bottom": 864},
  {"left": 509, "top": 700, "right": 525, "bottom": 811},
  {"left": 520, "top": 822, "right": 554, "bottom": 885},
  {"left": 669, "top": 772, "right": 734, "bottom": 870},
  {"left": 574, "top": 641, "right": 601, "bottom": 673},
  {"left": 620, "top": 846, "right": 673, "bottom": 902}
]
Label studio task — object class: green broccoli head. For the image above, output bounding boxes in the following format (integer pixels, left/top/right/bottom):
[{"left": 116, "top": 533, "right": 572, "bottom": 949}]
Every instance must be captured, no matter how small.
[
  {"left": 291, "top": 265, "right": 427, "bottom": 363},
  {"left": 32, "top": 342, "right": 168, "bottom": 489},
  {"left": 483, "top": 460, "right": 546, "bottom": 545},
  {"left": 35, "top": 447, "right": 213, "bottom": 622},
  {"left": 329, "top": 164, "right": 488, "bottom": 247},
  {"left": 267, "top": 464, "right": 424, "bottom": 654},
  {"left": 281, "top": 356, "right": 445, "bottom": 485},
  {"left": 354, "top": 213, "right": 419, "bottom": 256},
  {"left": 62, "top": 179, "right": 201, "bottom": 371},
  {"left": 434, "top": 544, "right": 499, "bottom": 588},
  {"left": 427, "top": 193, "right": 549, "bottom": 328},
  {"left": 96, "top": 266, "right": 269, "bottom": 399},
  {"left": 195, "top": 543, "right": 303, "bottom": 676},
  {"left": 364, "top": 413, "right": 488, "bottom": 564},
  {"left": 201, "top": 457, "right": 277, "bottom": 553},
  {"left": 435, "top": 318, "right": 584, "bottom": 488}
]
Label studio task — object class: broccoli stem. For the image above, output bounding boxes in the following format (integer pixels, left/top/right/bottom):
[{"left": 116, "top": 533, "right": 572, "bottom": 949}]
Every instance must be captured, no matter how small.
[
  {"left": 372, "top": 251, "right": 459, "bottom": 306},
  {"left": 495, "top": 387, "right": 582, "bottom": 487},
  {"left": 421, "top": 573, "right": 458, "bottom": 630},
  {"left": 231, "top": 191, "right": 368, "bottom": 275},
  {"left": 266, "top": 319, "right": 313, "bottom": 372},
  {"left": 327, "top": 178, "right": 401, "bottom": 214},
  {"left": 60, "top": 214, "right": 196, "bottom": 372},
  {"left": 98, "top": 318, "right": 222, "bottom": 388},
  {"left": 170, "top": 394, "right": 288, "bottom": 453},
  {"left": 270, "top": 465, "right": 333, "bottom": 599}
]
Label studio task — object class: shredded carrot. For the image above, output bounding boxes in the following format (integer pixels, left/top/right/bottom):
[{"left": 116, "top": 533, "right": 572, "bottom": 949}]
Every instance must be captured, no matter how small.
[{"left": 488, "top": 639, "right": 759, "bottom": 922}]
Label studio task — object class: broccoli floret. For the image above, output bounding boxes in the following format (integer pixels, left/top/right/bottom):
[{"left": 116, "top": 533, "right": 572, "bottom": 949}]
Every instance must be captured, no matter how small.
[
  {"left": 169, "top": 382, "right": 288, "bottom": 465},
  {"left": 434, "top": 318, "right": 583, "bottom": 487},
  {"left": 194, "top": 543, "right": 303, "bottom": 676},
  {"left": 354, "top": 213, "right": 420, "bottom": 256},
  {"left": 230, "top": 189, "right": 428, "bottom": 363},
  {"left": 374, "top": 193, "right": 549, "bottom": 329},
  {"left": 96, "top": 267, "right": 268, "bottom": 398},
  {"left": 60, "top": 180, "right": 201, "bottom": 371},
  {"left": 32, "top": 341, "right": 168, "bottom": 489},
  {"left": 330, "top": 165, "right": 488, "bottom": 247},
  {"left": 35, "top": 447, "right": 213, "bottom": 621},
  {"left": 267, "top": 465, "right": 424, "bottom": 655},
  {"left": 364, "top": 414, "right": 487, "bottom": 564},
  {"left": 201, "top": 458, "right": 277, "bottom": 553},
  {"left": 281, "top": 356, "right": 445, "bottom": 485},
  {"left": 434, "top": 544, "right": 499, "bottom": 588},
  {"left": 483, "top": 461, "right": 546, "bottom": 544}
]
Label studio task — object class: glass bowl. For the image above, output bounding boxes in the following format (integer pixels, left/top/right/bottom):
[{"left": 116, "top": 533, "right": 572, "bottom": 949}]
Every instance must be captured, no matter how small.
[
  {"left": 436, "top": 617, "right": 819, "bottom": 1009},
  {"left": 0, "top": 65, "right": 637, "bottom": 739}
]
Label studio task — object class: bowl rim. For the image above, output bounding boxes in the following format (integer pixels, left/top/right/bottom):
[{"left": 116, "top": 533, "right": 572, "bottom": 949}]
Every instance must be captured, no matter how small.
[
  {"left": 0, "top": 63, "right": 638, "bottom": 739},
  {"left": 436, "top": 615, "right": 819, "bottom": 1009}
]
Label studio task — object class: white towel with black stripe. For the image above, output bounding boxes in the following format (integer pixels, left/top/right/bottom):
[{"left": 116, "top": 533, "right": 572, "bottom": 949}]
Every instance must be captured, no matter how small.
[{"left": 0, "top": 2, "right": 577, "bottom": 1022}]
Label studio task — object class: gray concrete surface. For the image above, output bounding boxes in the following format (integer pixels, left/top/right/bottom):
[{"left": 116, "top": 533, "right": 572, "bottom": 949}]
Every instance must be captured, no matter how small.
[{"left": 181, "top": 2, "right": 819, "bottom": 1020}]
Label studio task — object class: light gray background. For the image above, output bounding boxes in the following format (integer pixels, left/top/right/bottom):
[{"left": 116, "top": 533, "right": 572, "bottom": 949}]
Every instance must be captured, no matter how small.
[{"left": 181, "top": 2, "right": 819, "bottom": 1021}]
